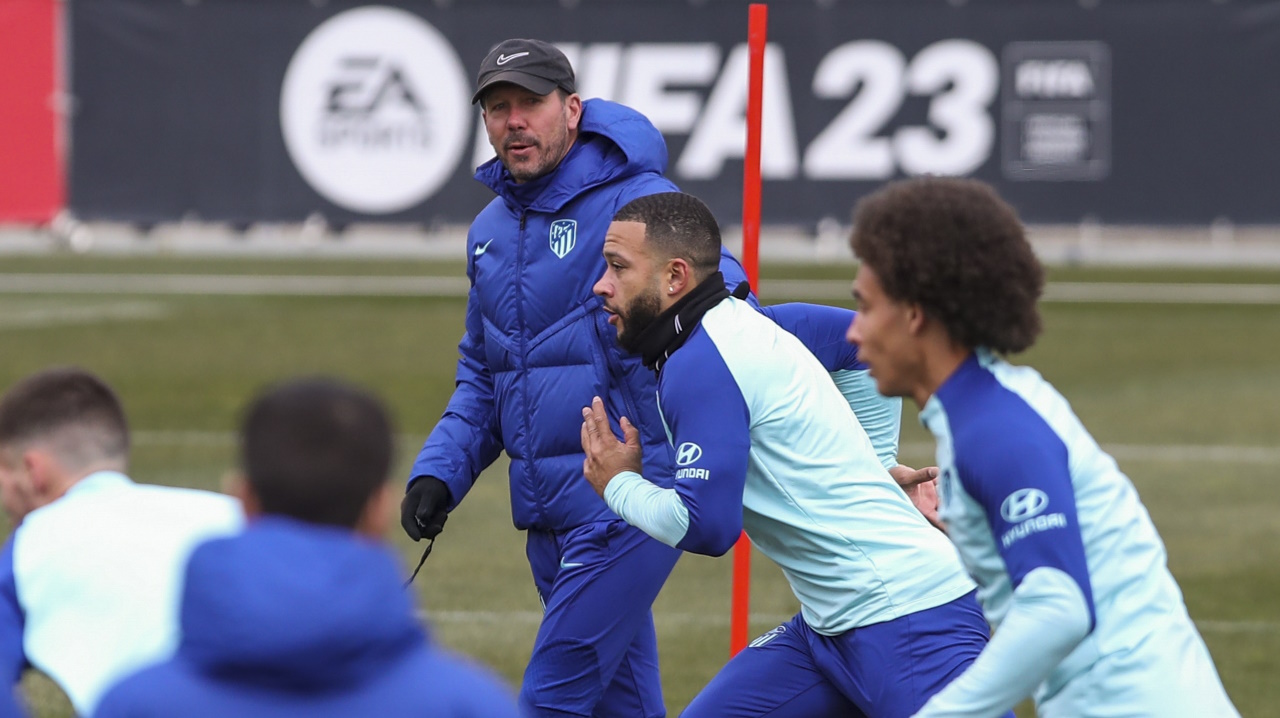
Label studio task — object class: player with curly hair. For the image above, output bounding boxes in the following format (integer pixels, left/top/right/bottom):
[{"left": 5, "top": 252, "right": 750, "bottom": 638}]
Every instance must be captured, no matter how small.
[{"left": 846, "top": 177, "right": 1239, "bottom": 718}]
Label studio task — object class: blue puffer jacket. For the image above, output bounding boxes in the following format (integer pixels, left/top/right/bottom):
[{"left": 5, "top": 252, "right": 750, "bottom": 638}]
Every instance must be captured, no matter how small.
[
  {"left": 93, "top": 518, "right": 520, "bottom": 718},
  {"left": 411, "top": 99, "right": 748, "bottom": 531}
]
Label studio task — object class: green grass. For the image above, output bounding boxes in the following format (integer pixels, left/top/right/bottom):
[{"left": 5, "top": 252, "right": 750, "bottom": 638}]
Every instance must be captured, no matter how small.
[{"left": 2, "top": 255, "right": 1277, "bottom": 716}]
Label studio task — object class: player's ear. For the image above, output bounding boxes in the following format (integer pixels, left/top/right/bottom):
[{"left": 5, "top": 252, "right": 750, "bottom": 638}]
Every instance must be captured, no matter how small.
[
  {"left": 564, "top": 92, "right": 583, "bottom": 131},
  {"left": 906, "top": 301, "right": 928, "bottom": 336},
  {"left": 665, "top": 258, "right": 691, "bottom": 296},
  {"left": 22, "top": 449, "right": 65, "bottom": 499},
  {"left": 21, "top": 450, "right": 47, "bottom": 492}
]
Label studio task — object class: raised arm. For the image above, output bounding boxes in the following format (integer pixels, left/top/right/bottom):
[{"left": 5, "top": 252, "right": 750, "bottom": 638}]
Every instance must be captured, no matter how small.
[{"left": 581, "top": 343, "right": 752, "bottom": 557}]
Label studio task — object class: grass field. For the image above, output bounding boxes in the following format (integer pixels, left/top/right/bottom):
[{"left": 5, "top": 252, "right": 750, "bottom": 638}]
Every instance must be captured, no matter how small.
[{"left": 1, "top": 255, "right": 1277, "bottom": 717}]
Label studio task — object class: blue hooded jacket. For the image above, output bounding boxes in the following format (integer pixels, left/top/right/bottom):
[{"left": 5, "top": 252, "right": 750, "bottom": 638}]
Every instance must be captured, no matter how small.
[
  {"left": 411, "top": 98, "right": 748, "bottom": 531},
  {"left": 93, "top": 518, "right": 519, "bottom": 718}
]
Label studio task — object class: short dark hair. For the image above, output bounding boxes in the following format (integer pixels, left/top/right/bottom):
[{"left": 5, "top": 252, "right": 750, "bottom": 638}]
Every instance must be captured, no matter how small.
[
  {"left": 0, "top": 368, "right": 129, "bottom": 470},
  {"left": 614, "top": 192, "right": 722, "bottom": 279},
  {"left": 240, "top": 378, "right": 394, "bottom": 529},
  {"left": 850, "top": 177, "right": 1044, "bottom": 354}
]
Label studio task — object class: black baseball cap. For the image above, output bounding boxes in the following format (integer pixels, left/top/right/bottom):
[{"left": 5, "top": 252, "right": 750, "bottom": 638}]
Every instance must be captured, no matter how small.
[{"left": 472, "top": 38, "right": 577, "bottom": 105}]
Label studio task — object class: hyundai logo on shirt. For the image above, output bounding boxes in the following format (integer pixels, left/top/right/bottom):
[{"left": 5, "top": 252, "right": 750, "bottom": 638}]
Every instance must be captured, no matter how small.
[
  {"left": 1000, "top": 488, "right": 1050, "bottom": 523},
  {"left": 675, "top": 442, "right": 702, "bottom": 466}
]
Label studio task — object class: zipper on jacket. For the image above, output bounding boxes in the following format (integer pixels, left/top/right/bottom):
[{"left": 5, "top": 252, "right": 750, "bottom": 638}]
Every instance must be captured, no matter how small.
[
  {"left": 597, "top": 316, "right": 643, "bottom": 434},
  {"left": 515, "top": 209, "right": 542, "bottom": 522}
]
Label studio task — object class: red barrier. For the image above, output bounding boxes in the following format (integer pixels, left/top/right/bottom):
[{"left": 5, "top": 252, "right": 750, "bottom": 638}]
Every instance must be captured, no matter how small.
[{"left": 0, "top": 0, "right": 62, "bottom": 223}]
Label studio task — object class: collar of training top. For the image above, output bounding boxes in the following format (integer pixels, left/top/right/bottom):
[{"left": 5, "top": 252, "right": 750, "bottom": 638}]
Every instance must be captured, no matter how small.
[{"left": 633, "top": 272, "right": 733, "bottom": 373}]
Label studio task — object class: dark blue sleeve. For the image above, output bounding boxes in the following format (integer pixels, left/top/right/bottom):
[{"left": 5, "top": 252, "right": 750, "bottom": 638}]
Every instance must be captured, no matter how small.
[
  {"left": 91, "top": 665, "right": 175, "bottom": 718},
  {"left": 90, "top": 679, "right": 132, "bottom": 718},
  {"left": 717, "top": 248, "right": 759, "bottom": 308},
  {"left": 409, "top": 245, "right": 504, "bottom": 508},
  {"left": 760, "top": 303, "right": 863, "bottom": 372},
  {"left": 0, "top": 540, "right": 27, "bottom": 718},
  {"left": 660, "top": 333, "right": 753, "bottom": 557},
  {"left": 956, "top": 412, "right": 1097, "bottom": 630}
]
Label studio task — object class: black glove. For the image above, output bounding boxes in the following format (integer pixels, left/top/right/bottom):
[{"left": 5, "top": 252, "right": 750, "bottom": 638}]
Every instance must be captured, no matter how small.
[{"left": 401, "top": 477, "right": 452, "bottom": 541}]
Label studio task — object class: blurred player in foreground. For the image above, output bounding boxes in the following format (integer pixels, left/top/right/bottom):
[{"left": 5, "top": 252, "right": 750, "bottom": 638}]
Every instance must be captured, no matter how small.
[
  {"left": 581, "top": 191, "right": 1006, "bottom": 718},
  {"left": 96, "top": 378, "right": 520, "bottom": 717},
  {"left": 0, "top": 368, "right": 242, "bottom": 717},
  {"left": 846, "top": 177, "right": 1239, "bottom": 717}
]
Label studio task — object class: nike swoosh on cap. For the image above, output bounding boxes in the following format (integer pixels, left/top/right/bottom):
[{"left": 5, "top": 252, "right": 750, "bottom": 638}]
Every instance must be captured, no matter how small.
[{"left": 495, "top": 52, "right": 529, "bottom": 66}]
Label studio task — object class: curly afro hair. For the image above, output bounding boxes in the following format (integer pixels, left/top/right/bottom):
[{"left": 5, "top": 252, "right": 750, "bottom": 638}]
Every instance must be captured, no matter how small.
[{"left": 850, "top": 177, "right": 1044, "bottom": 354}]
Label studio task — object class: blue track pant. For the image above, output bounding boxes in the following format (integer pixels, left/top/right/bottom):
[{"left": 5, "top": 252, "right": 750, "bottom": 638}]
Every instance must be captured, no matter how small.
[
  {"left": 682, "top": 590, "right": 1012, "bottom": 718},
  {"left": 522, "top": 519, "right": 680, "bottom": 718}
]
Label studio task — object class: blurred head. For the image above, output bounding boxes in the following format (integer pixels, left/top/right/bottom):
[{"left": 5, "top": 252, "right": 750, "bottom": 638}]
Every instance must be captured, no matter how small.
[
  {"left": 846, "top": 177, "right": 1044, "bottom": 399},
  {"left": 237, "top": 378, "right": 394, "bottom": 537},
  {"left": 475, "top": 39, "right": 582, "bottom": 183},
  {"left": 0, "top": 368, "right": 130, "bottom": 524},
  {"left": 593, "top": 192, "right": 722, "bottom": 351}
]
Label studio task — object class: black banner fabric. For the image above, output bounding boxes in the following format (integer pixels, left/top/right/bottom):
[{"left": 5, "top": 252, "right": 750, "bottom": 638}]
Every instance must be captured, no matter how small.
[{"left": 69, "top": 1, "right": 1280, "bottom": 226}]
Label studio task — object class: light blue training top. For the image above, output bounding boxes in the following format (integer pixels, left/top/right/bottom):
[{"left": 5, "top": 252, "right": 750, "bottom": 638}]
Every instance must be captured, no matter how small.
[
  {"left": 0, "top": 472, "right": 242, "bottom": 716},
  {"left": 605, "top": 297, "right": 975, "bottom": 635},
  {"left": 912, "top": 350, "right": 1238, "bottom": 717}
]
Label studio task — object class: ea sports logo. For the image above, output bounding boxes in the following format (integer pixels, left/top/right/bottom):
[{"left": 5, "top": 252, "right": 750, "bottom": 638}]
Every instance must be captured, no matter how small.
[{"left": 280, "top": 7, "right": 469, "bottom": 214}]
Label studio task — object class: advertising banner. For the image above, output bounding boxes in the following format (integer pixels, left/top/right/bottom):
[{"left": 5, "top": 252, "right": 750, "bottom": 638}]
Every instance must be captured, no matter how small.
[
  {"left": 1, "top": 0, "right": 62, "bottom": 223},
  {"left": 69, "top": 0, "right": 1280, "bottom": 226}
]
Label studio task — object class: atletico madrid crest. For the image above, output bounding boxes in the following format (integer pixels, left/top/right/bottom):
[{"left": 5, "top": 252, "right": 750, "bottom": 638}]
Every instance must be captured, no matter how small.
[{"left": 549, "top": 219, "right": 577, "bottom": 259}]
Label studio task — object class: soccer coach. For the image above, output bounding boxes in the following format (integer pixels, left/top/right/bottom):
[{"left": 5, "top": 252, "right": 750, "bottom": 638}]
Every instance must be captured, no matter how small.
[{"left": 400, "top": 38, "right": 751, "bottom": 718}]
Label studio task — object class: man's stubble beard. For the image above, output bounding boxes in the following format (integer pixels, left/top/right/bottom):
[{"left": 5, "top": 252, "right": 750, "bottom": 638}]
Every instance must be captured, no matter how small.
[
  {"left": 617, "top": 287, "right": 664, "bottom": 353},
  {"left": 503, "top": 111, "right": 573, "bottom": 183}
]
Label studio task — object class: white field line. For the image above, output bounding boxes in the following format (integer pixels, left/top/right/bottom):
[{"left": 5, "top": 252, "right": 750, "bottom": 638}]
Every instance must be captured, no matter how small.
[
  {"left": 137, "top": 432, "right": 1279, "bottom": 464},
  {"left": 0, "top": 273, "right": 470, "bottom": 296},
  {"left": 1044, "top": 282, "right": 1280, "bottom": 304},
  {"left": 423, "top": 610, "right": 1278, "bottom": 634},
  {"left": 2, "top": 274, "right": 1280, "bottom": 304},
  {"left": 900, "top": 442, "right": 1280, "bottom": 465},
  {"left": 131, "top": 431, "right": 427, "bottom": 447},
  {"left": 133, "top": 431, "right": 236, "bottom": 447},
  {"left": 762, "top": 280, "right": 1280, "bottom": 304},
  {"left": 1097, "top": 444, "right": 1280, "bottom": 464},
  {"left": 0, "top": 300, "right": 168, "bottom": 328}
]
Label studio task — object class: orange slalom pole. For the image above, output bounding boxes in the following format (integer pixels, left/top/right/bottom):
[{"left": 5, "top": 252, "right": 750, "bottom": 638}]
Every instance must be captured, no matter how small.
[{"left": 731, "top": 2, "right": 768, "bottom": 658}]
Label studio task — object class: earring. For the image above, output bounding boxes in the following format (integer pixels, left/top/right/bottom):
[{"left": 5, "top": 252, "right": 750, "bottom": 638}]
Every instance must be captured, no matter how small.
[{"left": 668, "top": 287, "right": 674, "bottom": 293}]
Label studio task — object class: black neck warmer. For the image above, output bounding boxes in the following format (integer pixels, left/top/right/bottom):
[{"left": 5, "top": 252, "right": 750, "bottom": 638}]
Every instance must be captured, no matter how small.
[{"left": 632, "top": 272, "right": 732, "bottom": 373}]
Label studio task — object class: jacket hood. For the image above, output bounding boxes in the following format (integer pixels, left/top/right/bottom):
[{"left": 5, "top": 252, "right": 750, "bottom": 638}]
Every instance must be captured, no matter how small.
[
  {"left": 476, "top": 98, "right": 670, "bottom": 213},
  {"left": 178, "top": 517, "right": 423, "bottom": 691}
]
